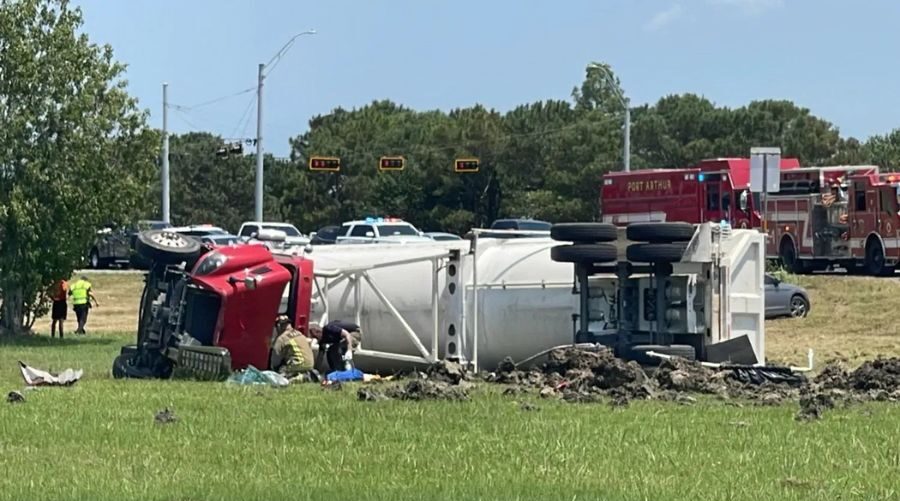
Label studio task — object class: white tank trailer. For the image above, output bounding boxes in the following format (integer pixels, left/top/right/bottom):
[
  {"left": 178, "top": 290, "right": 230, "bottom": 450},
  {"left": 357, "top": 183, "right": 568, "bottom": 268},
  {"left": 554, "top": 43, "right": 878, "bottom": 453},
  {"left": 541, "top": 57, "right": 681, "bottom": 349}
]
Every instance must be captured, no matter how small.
[{"left": 285, "top": 223, "right": 766, "bottom": 372}]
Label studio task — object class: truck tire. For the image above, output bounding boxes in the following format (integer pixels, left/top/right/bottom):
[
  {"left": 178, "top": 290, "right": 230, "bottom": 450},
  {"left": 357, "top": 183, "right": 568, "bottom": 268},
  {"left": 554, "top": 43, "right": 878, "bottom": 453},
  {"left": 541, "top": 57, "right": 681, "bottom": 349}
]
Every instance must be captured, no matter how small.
[
  {"left": 779, "top": 238, "right": 807, "bottom": 274},
  {"left": 629, "top": 344, "right": 697, "bottom": 365},
  {"left": 626, "top": 223, "right": 695, "bottom": 243},
  {"left": 135, "top": 230, "right": 202, "bottom": 265},
  {"left": 550, "top": 223, "right": 618, "bottom": 243},
  {"left": 111, "top": 354, "right": 156, "bottom": 379},
  {"left": 551, "top": 243, "right": 618, "bottom": 264},
  {"left": 626, "top": 243, "right": 687, "bottom": 263},
  {"left": 866, "top": 240, "right": 894, "bottom": 276}
]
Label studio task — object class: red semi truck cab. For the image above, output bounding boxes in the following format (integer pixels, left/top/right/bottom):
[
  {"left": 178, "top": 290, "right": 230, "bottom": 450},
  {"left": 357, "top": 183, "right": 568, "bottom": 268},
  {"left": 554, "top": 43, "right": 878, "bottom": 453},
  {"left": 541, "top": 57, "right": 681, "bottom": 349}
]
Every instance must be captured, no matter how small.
[{"left": 600, "top": 158, "right": 800, "bottom": 228}]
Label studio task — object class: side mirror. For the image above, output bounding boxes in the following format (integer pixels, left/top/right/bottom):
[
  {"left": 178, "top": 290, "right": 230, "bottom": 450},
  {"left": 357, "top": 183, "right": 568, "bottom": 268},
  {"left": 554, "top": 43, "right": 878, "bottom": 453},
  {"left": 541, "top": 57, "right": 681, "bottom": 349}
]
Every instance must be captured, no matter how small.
[{"left": 739, "top": 191, "right": 749, "bottom": 212}]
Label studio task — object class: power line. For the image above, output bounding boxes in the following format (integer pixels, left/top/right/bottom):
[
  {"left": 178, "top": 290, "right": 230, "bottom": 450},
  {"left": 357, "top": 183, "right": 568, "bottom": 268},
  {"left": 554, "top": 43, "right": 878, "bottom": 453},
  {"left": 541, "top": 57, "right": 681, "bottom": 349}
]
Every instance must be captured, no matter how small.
[
  {"left": 169, "top": 85, "right": 256, "bottom": 112},
  {"left": 229, "top": 94, "right": 257, "bottom": 141}
]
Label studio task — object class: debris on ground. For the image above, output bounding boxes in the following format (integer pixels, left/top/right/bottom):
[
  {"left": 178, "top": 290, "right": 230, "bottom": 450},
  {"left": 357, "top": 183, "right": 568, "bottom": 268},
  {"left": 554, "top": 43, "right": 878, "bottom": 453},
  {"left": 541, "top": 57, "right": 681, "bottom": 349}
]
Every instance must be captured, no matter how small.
[
  {"left": 19, "top": 362, "right": 83, "bottom": 386},
  {"left": 384, "top": 380, "right": 470, "bottom": 401},
  {"left": 154, "top": 408, "right": 177, "bottom": 424},
  {"left": 225, "top": 366, "right": 289, "bottom": 388},
  {"left": 357, "top": 387, "right": 387, "bottom": 401},
  {"left": 796, "top": 389, "right": 835, "bottom": 421},
  {"left": 6, "top": 391, "right": 25, "bottom": 403},
  {"left": 426, "top": 360, "right": 468, "bottom": 385}
]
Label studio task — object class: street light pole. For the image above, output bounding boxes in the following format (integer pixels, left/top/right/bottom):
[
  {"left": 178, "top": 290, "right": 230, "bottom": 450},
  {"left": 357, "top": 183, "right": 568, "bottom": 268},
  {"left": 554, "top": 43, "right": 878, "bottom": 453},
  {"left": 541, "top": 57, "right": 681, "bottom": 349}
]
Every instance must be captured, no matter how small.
[
  {"left": 162, "top": 82, "right": 170, "bottom": 223},
  {"left": 587, "top": 62, "right": 631, "bottom": 172},
  {"left": 254, "top": 29, "right": 316, "bottom": 222},
  {"left": 255, "top": 63, "right": 264, "bottom": 222}
]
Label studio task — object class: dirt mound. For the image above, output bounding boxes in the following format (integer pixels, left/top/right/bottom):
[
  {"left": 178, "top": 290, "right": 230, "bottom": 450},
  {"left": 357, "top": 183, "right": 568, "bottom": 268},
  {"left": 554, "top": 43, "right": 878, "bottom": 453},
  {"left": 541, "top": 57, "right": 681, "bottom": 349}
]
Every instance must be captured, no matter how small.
[
  {"left": 849, "top": 358, "right": 900, "bottom": 391},
  {"left": 425, "top": 360, "right": 468, "bottom": 385},
  {"left": 384, "top": 380, "right": 470, "bottom": 401},
  {"left": 655, "top": 358, "right": 727, "bottom": 394}
]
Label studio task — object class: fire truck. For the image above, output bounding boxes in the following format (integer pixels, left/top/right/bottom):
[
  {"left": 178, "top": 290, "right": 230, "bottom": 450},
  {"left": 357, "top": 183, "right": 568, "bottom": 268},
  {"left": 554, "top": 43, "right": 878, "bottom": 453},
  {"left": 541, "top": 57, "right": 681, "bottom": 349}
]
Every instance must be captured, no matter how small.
[
  {"left": 600, "top": 158, "right": 800, "bottom": 228},
  {"left": 765, "top": 165, "right": 900, "bottom": 275}
]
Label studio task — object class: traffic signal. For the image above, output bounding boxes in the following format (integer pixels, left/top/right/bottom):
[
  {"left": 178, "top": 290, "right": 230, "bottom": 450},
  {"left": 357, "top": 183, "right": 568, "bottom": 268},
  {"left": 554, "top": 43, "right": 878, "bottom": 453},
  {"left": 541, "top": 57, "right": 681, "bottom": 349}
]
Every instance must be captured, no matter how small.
[
  {"left": 455, "top": 158, "right": 480, "bottom": 173},
  {"left": 379, "top": 156, "right": 405, "bottom": 171},
  {"left": 309, "top": 156, "right": 341, "bottom": 172}
]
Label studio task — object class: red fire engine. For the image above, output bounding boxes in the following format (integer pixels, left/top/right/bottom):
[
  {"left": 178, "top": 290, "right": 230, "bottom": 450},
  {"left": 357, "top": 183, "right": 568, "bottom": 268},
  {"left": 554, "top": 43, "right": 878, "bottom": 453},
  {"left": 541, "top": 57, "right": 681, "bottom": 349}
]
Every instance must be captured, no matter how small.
[
  {"left": 765, "top": 165, "right": 900, "bottom": 275},
  {"left": 600, "top": 158, "right": 800, "bottom": 228}
]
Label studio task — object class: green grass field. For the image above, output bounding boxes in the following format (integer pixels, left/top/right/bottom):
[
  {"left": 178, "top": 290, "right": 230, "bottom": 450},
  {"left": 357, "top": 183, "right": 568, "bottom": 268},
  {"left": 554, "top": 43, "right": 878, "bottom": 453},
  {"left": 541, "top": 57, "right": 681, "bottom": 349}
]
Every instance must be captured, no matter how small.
[{"left": 2, "top": 272, "right": 900, "bottom": 500}]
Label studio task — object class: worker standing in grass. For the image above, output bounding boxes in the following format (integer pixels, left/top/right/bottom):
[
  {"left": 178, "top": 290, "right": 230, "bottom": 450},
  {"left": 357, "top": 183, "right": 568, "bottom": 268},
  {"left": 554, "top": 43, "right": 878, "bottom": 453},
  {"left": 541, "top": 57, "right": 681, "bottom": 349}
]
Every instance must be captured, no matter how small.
[
  {"left": 49, "top": 278, "right": 68, "bottom": 339},
  {"left": 69, "top": 275, "right": 98, "bottom": 335},
  {"left": 308, "top": 320, "right": 362, "bottom": 372},
  {"left": 270, "top": 316, "right": 319, "bottom": 382}
]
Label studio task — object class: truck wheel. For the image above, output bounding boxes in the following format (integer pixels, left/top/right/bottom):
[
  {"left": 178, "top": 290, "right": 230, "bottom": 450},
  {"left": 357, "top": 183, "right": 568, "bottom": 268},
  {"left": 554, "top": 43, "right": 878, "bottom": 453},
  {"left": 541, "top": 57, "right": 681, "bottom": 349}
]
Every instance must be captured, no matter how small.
[
  {"left": 625, "top": 243, "right": 687, "bottom": 263},
  {"left": 550, "top": 223, "right": 618, "bottom": 243},
  {"left": 626, "top": 223, "right": 694, "bottom": 243},
  {"left": 779, "top": 239, "right": 807, "bottom": 274},
  {"left": 550, "top": 243, "right": 618, "bottom": 264},
  {"left": 865, "top": 241, "right": 893, "bottom": 276},
  {"left": 135, "top": 230, "right": 202, "bottom": 265},
  {"left": 89, "top": 248, "right": 104, "bottom": 269},
  {"left": 111, "top": 354, "right": 156, "bottom": 379},
  {"left": 629, "top": 344, "right": 697, "bottom": 365}
]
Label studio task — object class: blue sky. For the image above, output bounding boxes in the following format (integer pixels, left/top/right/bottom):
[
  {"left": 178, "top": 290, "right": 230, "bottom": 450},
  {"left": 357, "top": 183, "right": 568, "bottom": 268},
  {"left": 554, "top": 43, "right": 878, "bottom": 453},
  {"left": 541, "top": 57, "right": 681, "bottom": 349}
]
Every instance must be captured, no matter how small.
[{"left": 75, "top": 0, "right": 900, "bottom": 157}]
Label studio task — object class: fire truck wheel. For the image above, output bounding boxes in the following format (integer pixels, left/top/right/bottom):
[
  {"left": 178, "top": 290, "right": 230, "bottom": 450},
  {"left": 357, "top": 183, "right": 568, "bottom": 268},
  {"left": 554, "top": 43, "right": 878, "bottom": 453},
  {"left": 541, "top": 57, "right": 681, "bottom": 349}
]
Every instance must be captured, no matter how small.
[
  {"left": 629, "top": 344, "right": 696, "bottom": 365},
  {"left": 136, "top": 230, "right": 202, "bottom": 265},
  {"left": 865, "top": 241, "right": 893, "bottom": 276},
  {"left": 625, "top": 243, "right": 687, "bottom": 264},
  {"left": 779, "top": 238, "right": 806, "bottom": 274},
  {"left": 550, "top": 223, "right": 618, "bottom": 243},
  {"left": 626, "top": 222, "right": 695, "bottom": 243},
  {"left": 550, "top": 243, "right": 618, "bottom": 264}
]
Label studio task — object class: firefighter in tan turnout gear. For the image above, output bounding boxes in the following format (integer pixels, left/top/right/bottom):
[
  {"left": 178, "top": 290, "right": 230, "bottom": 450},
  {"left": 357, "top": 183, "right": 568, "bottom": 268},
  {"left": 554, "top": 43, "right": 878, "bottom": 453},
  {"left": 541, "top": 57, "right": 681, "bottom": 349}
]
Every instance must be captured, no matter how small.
[{"left": 270, "top": 316, "right": 319, "bottom": 382}]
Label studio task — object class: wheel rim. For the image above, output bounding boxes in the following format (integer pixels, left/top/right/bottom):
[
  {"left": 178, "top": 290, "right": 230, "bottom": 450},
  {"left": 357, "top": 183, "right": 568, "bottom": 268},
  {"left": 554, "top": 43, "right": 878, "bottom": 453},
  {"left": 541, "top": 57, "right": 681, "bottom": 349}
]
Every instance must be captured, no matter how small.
[
  {"left": 790, "top": 297, "right": 807, "bottom": 317},
  {"left": 150, "top": 231, "right": 189, "bottom": 249}
]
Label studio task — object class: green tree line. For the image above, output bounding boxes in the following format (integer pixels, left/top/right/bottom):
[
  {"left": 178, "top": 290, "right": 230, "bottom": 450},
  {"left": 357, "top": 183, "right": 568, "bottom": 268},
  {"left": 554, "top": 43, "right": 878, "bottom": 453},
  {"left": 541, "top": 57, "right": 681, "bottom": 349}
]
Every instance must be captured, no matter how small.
[{"left": 161, "top": 67, "right": 900, "bottom": 235}]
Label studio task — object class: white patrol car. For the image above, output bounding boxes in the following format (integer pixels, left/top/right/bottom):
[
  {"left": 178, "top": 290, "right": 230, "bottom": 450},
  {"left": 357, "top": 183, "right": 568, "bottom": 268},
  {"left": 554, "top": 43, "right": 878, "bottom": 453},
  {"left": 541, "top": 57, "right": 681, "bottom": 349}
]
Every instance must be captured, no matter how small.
[{"left": 335, "top": 217, "right": 433, "bottom": 244}]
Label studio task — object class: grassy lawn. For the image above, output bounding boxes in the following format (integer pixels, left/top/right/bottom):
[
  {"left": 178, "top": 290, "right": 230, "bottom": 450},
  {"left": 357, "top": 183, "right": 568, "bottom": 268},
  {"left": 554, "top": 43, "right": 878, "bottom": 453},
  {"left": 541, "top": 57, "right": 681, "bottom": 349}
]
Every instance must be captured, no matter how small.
[
  {"left": 1, "top": 333, "right": 900, "bottom": 501},
  {"left": 4, "top": 272, "right": 900, "bottom": 500}
]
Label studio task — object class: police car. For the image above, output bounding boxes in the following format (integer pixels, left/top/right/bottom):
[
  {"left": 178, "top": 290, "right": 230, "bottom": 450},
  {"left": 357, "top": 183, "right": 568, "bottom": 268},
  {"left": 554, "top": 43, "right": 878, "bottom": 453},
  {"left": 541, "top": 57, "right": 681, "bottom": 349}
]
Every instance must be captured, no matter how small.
[{"left": 335, "top": 217, "right": 433, "bottom": 244}]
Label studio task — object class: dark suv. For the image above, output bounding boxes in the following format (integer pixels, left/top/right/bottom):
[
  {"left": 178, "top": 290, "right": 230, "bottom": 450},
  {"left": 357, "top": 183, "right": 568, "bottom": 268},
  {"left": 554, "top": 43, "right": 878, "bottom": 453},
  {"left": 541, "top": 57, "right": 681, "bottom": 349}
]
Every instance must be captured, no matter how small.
[{"left": 482, "top": 218, "right": 552, "bottom": 238}]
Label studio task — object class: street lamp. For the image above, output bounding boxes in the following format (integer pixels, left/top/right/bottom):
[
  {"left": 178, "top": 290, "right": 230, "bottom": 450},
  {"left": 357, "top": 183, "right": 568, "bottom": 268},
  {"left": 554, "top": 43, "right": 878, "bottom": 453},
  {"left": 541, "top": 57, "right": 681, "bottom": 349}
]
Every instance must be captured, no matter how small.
[
  {"left": 255, "top": 29, "right": 317, "bottom": 222},
  {"left": 587, "top": 62, "right": 630, "bottom": 172}
]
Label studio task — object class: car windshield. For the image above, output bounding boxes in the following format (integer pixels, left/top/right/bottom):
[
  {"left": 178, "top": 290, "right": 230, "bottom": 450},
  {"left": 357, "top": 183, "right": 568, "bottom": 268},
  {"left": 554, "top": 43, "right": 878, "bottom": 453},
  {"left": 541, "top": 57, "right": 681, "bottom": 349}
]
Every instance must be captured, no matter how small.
[
  {"left": 378, "top": 224, "right": 419, "bottom": 236},
  {"left": 518, "top": 221, "right": 551, "bottom": 231},
  {"left": 211, "top": 236, "right": 238, "bottom": 245},
  {"left": 263, "top": 224, "right": 301, "bottom": 237}
]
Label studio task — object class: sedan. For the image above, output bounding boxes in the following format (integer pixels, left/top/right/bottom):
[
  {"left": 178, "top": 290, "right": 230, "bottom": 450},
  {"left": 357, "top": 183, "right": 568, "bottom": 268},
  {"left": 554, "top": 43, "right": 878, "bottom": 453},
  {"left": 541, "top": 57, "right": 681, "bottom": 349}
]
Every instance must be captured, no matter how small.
[
  {"left": 425, "top": 232, "right": 463, "bottom": 241},
  {"left": 764, "top": 274, "right": 810, "bottom": 319}
]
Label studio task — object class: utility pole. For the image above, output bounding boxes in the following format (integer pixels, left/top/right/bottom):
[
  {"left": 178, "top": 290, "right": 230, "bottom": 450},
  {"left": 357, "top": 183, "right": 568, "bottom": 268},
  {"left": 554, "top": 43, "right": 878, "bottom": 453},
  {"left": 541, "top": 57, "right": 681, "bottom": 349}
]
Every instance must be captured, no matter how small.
[
  {"left": 255, "top": 63, "right": 264, "bottom": 222},
  {"left": 624, "top": 105, "right": 631, "bottom": 173},
  {"left": 162, "top": 82, "right": 170, "bottom": 223},
  {"left": 254, "top": 30, "right": 316, "bottom": 222}
]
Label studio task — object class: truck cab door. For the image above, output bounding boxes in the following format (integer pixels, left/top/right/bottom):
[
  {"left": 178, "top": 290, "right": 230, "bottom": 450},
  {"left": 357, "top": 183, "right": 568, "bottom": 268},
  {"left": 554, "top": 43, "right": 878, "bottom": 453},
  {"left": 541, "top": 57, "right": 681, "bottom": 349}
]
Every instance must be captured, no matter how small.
[
  {"left": 850, "top": 182, "right": 876, "bottom": 241},
  {"left": 703, "top": 181, "right": 728, "bottom": 223}
]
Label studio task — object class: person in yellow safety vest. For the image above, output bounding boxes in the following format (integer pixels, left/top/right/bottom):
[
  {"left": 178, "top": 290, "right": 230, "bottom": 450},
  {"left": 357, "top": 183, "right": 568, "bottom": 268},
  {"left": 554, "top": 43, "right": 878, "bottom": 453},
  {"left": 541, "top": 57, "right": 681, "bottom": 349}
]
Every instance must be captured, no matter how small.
[
  {"left": 270, "top": 316, "right": 319, "bottom": 383},
  {"left": 69, "top": 275, "right": 99, "bottom": 335}
]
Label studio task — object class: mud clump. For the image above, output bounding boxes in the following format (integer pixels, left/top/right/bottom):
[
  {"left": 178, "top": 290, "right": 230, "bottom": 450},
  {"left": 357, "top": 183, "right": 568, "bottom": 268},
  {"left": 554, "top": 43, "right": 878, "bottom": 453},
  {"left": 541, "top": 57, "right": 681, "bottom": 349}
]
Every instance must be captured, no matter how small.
[
  {"left": 384, "top": 380, "right": 470, "bottom": 401},
  {"left": 796, "top": 389, "right": 835, "bottom": 421},
  {"left": 539, "top": 347, "right": 656, "bottom": 403},
  {"left": 848, "top": 358, "right": 900, "bottom": 391},
  {"left": 426, "top": 360, "right": 468, "bottom": 385},
  {"left": 655, "top": 358, "right": 726, "bottom": 394}
]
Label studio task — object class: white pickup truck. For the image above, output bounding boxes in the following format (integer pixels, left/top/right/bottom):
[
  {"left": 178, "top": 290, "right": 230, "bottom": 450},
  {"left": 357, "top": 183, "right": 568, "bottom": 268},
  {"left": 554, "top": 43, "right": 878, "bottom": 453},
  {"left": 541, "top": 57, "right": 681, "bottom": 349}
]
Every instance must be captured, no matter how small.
[
  {"left": 237, "top": 221, "right": 310, "bottom": 247},
  {"left": 335, "top": 218, "right": 433, "bottom": 244}
]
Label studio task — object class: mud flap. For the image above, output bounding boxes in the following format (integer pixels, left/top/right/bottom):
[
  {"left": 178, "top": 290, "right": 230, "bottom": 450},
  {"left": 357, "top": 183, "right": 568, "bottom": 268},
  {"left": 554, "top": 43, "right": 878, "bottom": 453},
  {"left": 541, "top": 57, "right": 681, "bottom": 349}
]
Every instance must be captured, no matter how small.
[
  {"left": 704, "top": 335, "right": 758, "bottom": 365},
  {"left": 171, "top": 345, "right": 232, "bottom": 381}
]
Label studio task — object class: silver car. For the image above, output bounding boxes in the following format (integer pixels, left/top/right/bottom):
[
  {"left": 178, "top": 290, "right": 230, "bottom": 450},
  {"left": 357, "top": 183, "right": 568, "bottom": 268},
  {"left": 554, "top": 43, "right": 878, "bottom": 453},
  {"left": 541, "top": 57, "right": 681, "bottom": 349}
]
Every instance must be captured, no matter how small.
[{"left": 764, "top": 274, "right": 811, "bottom": 319}]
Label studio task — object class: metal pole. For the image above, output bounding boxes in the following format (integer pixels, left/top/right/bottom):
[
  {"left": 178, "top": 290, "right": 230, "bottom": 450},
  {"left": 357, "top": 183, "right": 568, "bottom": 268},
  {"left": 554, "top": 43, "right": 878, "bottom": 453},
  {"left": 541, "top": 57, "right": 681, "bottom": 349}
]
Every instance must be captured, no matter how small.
[
  {"left": 432, "top": 259, "right": 440, "bottom": 361},
  {"left": 623, "top": 104, "right": 631, "bottom": 173},
  {"left": 762, "top": 154, "right": 768, "bottom": 235},
  {"left": 472, "top": 233, "right": 479, "bottom": 373},
  {"left": 255, "top": 63, "right": 265, "bottom": 222},
  {"left": 161, "top": 83, "right": 170, "bottom": 223}
]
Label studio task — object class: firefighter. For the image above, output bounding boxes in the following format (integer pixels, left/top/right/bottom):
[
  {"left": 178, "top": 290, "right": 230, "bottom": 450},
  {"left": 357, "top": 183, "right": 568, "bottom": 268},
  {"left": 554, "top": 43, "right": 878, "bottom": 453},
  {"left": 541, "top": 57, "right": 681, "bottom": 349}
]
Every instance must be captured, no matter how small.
[
  {"left": 69, "top": 275, "right": 98, "bottom": 335},
  {"left": 308, "top": 320, "right": 362, "bottom": 373},
  {"left": 270, "top": 316, "right": 318, "bottom": 382}
]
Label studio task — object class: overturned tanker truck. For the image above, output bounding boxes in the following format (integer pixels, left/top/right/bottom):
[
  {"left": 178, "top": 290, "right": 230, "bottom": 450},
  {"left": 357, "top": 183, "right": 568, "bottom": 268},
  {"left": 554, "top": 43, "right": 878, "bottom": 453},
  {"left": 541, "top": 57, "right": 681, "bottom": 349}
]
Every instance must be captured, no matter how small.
[{"left": 113, "top": 221, "right": 767, "bottom": 378}]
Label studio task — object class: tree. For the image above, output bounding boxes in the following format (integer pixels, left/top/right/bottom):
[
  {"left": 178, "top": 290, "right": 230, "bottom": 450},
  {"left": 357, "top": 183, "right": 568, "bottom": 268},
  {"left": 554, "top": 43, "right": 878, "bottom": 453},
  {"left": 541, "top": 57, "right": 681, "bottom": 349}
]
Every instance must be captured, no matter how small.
[{"left": 0, "top": 0, "right": 157, "bottom": 334}]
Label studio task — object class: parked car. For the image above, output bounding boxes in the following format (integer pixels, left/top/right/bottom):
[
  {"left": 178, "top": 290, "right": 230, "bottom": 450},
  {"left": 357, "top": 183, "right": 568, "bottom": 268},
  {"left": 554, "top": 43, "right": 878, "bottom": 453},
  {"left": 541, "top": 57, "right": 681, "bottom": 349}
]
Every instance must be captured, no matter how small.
[
  {"left": 310, "top": 225, "right": 342, "bottom": 245},
  {"left": 425, "top": 232, "right": 463, "bottom": 241},
  {"left": 169, "top": 225, "right": 229, "bottom": 239},
  {"left": 336, "top": 217, "right": 433, "bottom": 244},
  {"left": 88, "top": 220, "right": 171, "bottom": 269},
  {"left": 238, "top": 221, "right": 310, "bottom": 247},
  {"left": 481, "top": 218, "right": 552, "bottom": 239},
  {"left": 200, "top": 234, "right": 241, "bottom": 246},
  {"left": 764, "top": 274, "right": 810, "bottom": 319}
]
